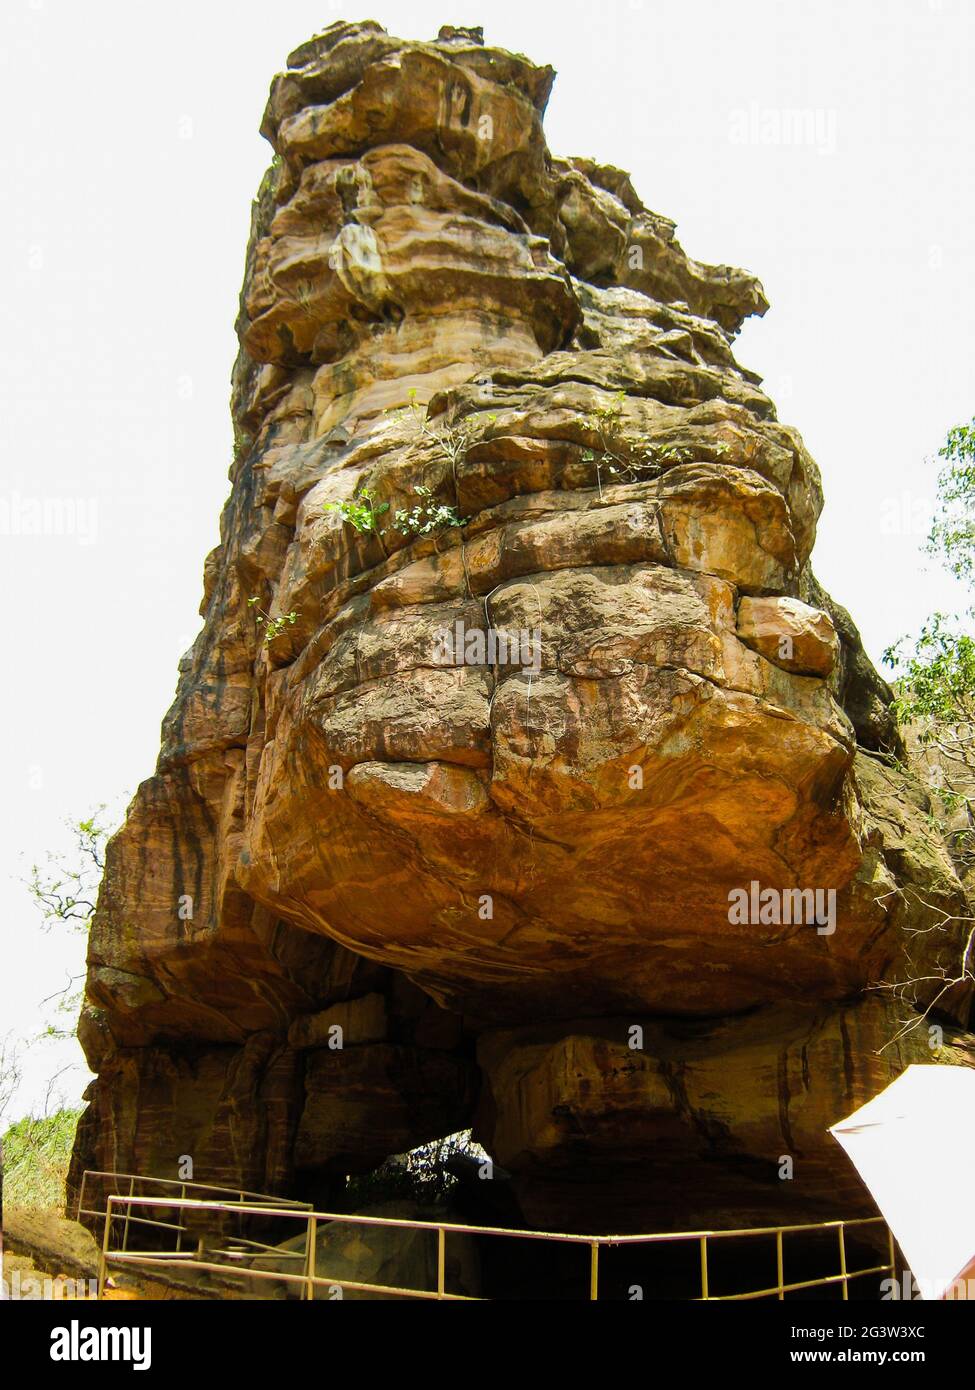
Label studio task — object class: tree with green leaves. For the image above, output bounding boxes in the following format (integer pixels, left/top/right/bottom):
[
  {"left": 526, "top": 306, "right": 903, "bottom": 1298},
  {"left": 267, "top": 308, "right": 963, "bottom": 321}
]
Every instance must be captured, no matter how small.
[
  {"left": 885, "top": 421, "right": 975, "bottom": 872},
  {"left": 0, "top": 1033, "right": 22, "bottom": 1127},
  {"left": 27, "top": 807, "right": 112, "bottom": 1039},
  {"left": 0, "top": 811, "right": 112, "bottom": 1213},
  {"left": 882, "top": 419, "right": 975, "bottom": 1041}
]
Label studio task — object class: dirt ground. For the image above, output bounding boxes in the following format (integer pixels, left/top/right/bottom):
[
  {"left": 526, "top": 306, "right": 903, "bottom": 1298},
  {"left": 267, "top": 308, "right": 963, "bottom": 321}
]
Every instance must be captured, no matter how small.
[{"left": 1, "top": 1207, "right": 217, "bottom": 1301}]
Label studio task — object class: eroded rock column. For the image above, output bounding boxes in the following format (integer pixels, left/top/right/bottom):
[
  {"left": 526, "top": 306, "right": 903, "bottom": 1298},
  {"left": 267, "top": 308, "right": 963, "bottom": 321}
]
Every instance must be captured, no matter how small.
[{"left": 71, "top": 20, "right": 975, "bottom": 1236}]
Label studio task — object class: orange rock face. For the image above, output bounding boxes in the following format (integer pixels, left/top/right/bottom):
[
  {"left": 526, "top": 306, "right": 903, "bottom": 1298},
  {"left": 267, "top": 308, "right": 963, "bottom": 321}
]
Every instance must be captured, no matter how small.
[{"left": 71, "top": 21, "right": 974, "bottom": 1234}]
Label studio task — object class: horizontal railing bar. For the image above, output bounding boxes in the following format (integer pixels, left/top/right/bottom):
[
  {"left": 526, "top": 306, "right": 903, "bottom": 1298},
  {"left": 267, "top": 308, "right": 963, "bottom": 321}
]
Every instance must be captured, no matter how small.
[
  {"left": 701, "top": 1263, "right": 894, "bottom": 1302},
  {"left": 104, "top": 1245, "right": 892, "bottom": 1304},
  {"left": 107, "top": 1252, "right": 315, "bottom": 1284},
  {"left": 82, "top": 1209, "right": 189, "bottom": 1235},
  {"left": 109, "top": 1198, "right": 299, "bottom": 1210},
  {"left": 81, "top": 1204, "right": 182, "bottom": 1225},
  {"left": 303, "top": 1272, "right": 479, "bottom": 1301},
  {"left": 210, "top": 1249, "right": 306, "bottom": 1262},
  {"left": 211, "top": 1236, "right": 305, "bottom": 1255},
  {"left": 103, "top": 1251, "right": 479, "bottom": 1300},
  {"left": 103, "top": 1200, "right": 293, "bottom": 1221},
  {"left": 82, "top": 1170, "right": 310, "bottom": 1206},
  {"left": 103, "top": 1194, "right": 888, "bottom": 1247},
  {"left": 603, "top": 1216, "right": 889, "bottom": 1243},
  {"left": 107, "top": 1251, "right": 201, "bottom": 1263}
]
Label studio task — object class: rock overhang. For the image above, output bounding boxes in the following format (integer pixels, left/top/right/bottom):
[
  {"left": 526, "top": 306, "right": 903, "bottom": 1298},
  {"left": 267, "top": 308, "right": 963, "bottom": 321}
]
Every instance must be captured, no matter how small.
[{"left": 70, "top": 19, "right": 975, "bottom": 1235}]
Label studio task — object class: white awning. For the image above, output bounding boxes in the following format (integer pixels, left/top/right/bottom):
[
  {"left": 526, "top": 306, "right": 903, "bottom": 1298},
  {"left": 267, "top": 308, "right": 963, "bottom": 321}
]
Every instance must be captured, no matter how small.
[{"left": 830, "top": 1064, "right": 975, "bottom": 1300}]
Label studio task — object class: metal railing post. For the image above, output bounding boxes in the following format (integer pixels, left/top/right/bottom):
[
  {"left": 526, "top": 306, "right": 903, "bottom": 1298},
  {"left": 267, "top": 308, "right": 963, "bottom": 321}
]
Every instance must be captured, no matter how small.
[
  {"left": 121, "top": 1176, "right": 135, "bottom": 1253},
  {"left": 176, "top": 1184, "right": 186, "bottom": 1253},
  {"left": 437, "top": 1227, "right": 446, "bottom": 1300},
  {"left": 699, "top": 1236, "right": 709, "bottom": 1300},
  {"left": 589, "top": 1242, "right": 599, "bottom": 1301},
  {"left": 776, "top": 1229, "right": 784, "bottom": 1300},
  {"left": 838, "top": 1224, "right": 848, "bottom": 1301},
  {"left": 98, "top": 1197, "right": 113, "bottom": 1300},
  {"left": 304, "top": 1214, "right": 317, "bottom": 1301}
]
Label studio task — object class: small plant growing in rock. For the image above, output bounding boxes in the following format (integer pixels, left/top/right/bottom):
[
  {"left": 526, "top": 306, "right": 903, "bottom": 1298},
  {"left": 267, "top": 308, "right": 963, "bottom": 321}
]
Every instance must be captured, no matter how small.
[
  {"left": 389, "top": 484, "right": 464, "bottom": 538},
  {"left": 322, "top": 487, "right": 389, "bottom": 537},
  {"left": 293, "top": 280, "right": 317, "bottom": 316},
  {"left": 232, "top": 425, "right": 254, "bottom": 465},
  {"left": 395, "top": 387, "right": 477, "bottom": 524},
  {"left": 325, "top": 392, "right": 477, "bottom": 548},
  {"left": 337, "top": 390, "right": 474, "bottom": 542},
  {"left": 581, "top": 390, "right": 723, "bottom": 498},
  {"left": 403, "top": 387, "right": 476, "bottom": 478},
  {"left": 248, "top": 596, "right": 298, "bottom": 641},
  {"left": 323, "top": 476, "right": 463, "bottom": 545}
]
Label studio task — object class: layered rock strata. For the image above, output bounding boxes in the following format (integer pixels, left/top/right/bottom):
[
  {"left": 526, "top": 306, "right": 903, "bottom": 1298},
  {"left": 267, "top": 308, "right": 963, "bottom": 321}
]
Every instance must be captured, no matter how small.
[{"left": 70, "top": 21, "right": 974, "bottom": 1235}]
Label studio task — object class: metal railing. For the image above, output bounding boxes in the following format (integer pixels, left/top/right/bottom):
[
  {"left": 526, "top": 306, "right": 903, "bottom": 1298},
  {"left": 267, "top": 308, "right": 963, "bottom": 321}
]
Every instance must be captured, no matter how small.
[
  {"left": 83, "top": 1172, "right": 898, "bottom": 1301},
  {"left": 77, "top": 1169, "right": 313, "bottom": 1225},
  {"left": 77, "top": 1170, "right": 311, "bottom": 1281}
]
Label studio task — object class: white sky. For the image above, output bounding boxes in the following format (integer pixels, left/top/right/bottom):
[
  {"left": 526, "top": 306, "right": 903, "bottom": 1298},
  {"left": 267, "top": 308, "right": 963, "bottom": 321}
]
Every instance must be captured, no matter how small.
[{"left": 1, "top": 0, "right": 973, "bottom": 1121}]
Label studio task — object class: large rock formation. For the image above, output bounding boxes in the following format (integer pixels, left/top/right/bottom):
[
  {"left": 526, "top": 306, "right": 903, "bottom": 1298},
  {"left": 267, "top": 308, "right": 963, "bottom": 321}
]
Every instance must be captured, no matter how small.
[{"left": 70, "top": 20, "right": 975, "bottom": 1237}]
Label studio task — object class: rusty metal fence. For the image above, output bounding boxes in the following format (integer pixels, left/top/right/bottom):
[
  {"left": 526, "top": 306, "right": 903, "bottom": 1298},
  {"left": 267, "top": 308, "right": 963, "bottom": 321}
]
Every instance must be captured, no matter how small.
[{"left": 80, "top": 1171, "right": 898, "bottom": 1301}]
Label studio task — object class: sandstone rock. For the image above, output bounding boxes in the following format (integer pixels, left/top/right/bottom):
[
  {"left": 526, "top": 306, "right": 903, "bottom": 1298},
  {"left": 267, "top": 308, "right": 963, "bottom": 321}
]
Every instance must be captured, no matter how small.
[
  {"left": 736, "top": 594, "right": 839, "bottom": 677},
  {"left": 287, "top": 992, "right": 387, "bottom": 1049},
  {"left": 72, "top": 21, "right": 974, "bottom": 1240},
  {"left": 2, "top": 1209, "right": 100, "bottom": 1283},
  {"left": 69, "top": 1037, "right": 302, "bottom": 1214},
  {"left": 259, "top": 1200, "right": 480, "bottom": 1300},
  {"left": 475, "top": 998, "right": 975, "bottom": 1232},
  {"left": 294, "top": 1046, "right": 475, "bottom": 1174}
]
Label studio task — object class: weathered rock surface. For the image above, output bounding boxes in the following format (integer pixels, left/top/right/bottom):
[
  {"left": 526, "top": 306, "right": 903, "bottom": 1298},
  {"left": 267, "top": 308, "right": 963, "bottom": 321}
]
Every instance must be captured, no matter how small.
[
  {"left": 2, "top": 1208, "right": 100, "bottom": 1284},
  {"left": 476, "top": 998, "right": 975, "bottom": 1231},
  {"left": 258, "top": 1200, "right": 481, "bottom": 1299},
  {"left": 736, "top": 594, "right": 839, "bottom": 677},
  {"left": 71, "top": 20, "right": 975, "bottom": 1238}
]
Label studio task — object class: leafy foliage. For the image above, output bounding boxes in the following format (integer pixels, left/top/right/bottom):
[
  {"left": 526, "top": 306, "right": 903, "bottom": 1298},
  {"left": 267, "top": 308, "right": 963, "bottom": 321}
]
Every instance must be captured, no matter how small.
[
  {"left": 928, "top": 420, "right": 975, "bottom": 585},
  {"left": 885, "top": 417, "right": 975, "bottom": 873},
  {"left": 383, "top": 390, "right": 473, "bottom": 538},
  {"left": 26, "top": 810, "right": 113, "bottom": 1039},
  {"left": 322, "top": 487, "right": 389, "bottom": 537},
  {"left": 580, "top": 389, "right": 725, "bottom": 496},
  {"left": 885, "top": 614, "right": 975, "bottom": 873},
  {"left": 28, "top": 810, "right": 107, "bottom": 932},
  {"left": 343, "top": 1131, "right": 487, "bottom": 1209},
  {"left": 888, "top": 616, "right": 975, "bottom": 732},
  {"left": 402, "top": 387, "right": 476, "bottom": 477},
  {"left": 325, "top": 392, "right": 471, "bottom": 545},
  {"left": 881, "top": 418, "right": 975, "bottom": 1041},
  {"left": 390, "top": 485, "right": 464, "bottom": 538},
  {"left": 232, "top": 427, "right": 254, "bottom": 466},
  {"left": 248, "top": 596, "right": 299, "bottom": 642},
  {"left": 1, "top": 1108, "right": 82, "bottom": 1212}
]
